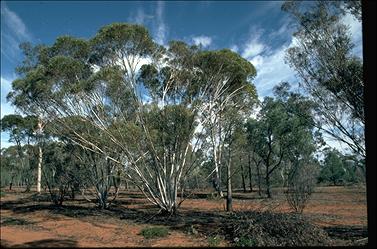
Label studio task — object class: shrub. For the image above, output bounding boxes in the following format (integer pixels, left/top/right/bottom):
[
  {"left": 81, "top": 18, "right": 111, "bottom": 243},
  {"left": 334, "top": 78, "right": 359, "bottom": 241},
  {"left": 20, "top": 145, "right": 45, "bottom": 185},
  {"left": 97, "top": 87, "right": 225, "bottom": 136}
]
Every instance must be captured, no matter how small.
[
  {"left": 286, "top": 163, "right": 318, "bottom": 213},
  {"left": 206, "top": 192, "right": 222, "bottom": 200},
  {"left": 140, "top": 226, "right": 169, "bottom": 239},
  {"left": 234, "top": 236, "right": 256, "bottom": 247},
  {"left": 207, "top": 235, "right": 221, "bottom": 247}
]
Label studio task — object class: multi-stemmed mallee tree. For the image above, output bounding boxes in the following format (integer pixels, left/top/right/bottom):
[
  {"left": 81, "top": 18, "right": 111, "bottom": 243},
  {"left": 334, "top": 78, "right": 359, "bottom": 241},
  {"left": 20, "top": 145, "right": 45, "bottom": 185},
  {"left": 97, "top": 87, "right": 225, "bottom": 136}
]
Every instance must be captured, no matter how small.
[{"left": 8, "top": 23, "right": 257, "bottom": 214}]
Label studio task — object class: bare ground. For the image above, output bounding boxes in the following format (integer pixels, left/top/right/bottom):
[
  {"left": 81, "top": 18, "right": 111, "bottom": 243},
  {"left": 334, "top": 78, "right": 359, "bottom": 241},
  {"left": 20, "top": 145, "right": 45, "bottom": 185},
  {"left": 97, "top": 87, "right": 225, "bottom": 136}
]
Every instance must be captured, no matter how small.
[{"left": 0, "top": 185, "right": 368, "bottom": 247}]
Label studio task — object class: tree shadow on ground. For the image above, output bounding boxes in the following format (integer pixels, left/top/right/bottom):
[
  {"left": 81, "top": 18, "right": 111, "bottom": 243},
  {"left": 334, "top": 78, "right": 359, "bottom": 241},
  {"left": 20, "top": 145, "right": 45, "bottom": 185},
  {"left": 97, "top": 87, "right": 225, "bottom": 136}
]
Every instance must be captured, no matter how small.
[
  {"left": 0, "top": 239, "right": 77, "bottom": 248},
  {"left": 1, "top": 217, "right": 35, "bottom": 226},
  {"left": 180, "top": 191, "right": 266, "bottom": 200},
  {"left": 1, "top": 191, "right": 368, "bottom": 246},
  {"left": 323, "top": 226, "right": 368, "bottom": 240},
  {"left": 1, "top": 193, "right": 231, "bottom": 238}
]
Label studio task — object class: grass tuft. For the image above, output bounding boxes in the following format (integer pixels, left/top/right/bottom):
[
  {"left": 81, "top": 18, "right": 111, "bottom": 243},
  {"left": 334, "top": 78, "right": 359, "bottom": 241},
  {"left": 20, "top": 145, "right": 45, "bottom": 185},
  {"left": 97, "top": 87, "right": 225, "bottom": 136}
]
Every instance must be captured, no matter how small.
[
  {"left": 207, "top": 235, "right": 221, "bottom": 247},
  {"left": 140, "top": 226, "right": 169, "bottom": 239}
]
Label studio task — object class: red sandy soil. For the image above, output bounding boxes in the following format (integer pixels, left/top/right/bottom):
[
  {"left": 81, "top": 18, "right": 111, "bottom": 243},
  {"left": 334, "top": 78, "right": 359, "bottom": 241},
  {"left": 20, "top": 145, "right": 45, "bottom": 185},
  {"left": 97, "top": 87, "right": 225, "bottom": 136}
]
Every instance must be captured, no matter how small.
[{"left": 0, "top": 185, "right": 367, "bottom": 247}]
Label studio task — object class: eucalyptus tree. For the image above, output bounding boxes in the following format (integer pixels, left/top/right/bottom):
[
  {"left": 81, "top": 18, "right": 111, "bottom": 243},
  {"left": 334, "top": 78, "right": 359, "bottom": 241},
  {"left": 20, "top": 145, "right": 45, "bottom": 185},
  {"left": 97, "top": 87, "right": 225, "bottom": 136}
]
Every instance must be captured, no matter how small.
[
  {"left": 272, "top": 83, "right": 322, "bottom": 187},
  {"left": 1, "top": 114, "right": 38, "bottom": 192},
  {"left": 231, "top": 126, "right": 249, "bottom": 193},
  {"left": 42, "top": 141, "right": 75, "bottom": 205},
  {"left": 7, "top": 23, "right": 257, "bottom": 214},
  {"left": 246, "top": 83, "right": 317, "bottom": 198},
  {"left": 221, "top": 111, "right": 249, "bottom": 211},
  {"left": 7, "top": 42, "right": 50, "bottom": 193},
  {"left": 1, "top": 146, "right": 23, "bottom": 190},
  {"left": 196, "top": 49, "right": 257, "bottom": 198},
  {"left": 45, "top": 115, "right": 122, "bottom": 208},
  {"left": 137, "top": 44, "right": 257, "bottom": 213},
  {"left": 231, "top": 110, "right": 261, "bottom": 194},
  {"left": 1, "top": 115, "right": 27, "bottom": 151},
  {"left": 318, "top": 148, "right": 363, "bottom": 185},
  {"left": 282, "top": 1, "right": 365, "bottom": 159}
]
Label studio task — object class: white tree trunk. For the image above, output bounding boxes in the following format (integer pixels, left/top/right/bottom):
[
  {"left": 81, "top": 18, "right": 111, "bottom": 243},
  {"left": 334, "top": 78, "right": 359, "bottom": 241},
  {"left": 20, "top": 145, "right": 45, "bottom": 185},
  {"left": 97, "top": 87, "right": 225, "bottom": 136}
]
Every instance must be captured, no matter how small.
[
  {"left": 36, "top": 118, "right": 43, "bottom": 193},
  {"left": 37, "top": 145, "right": 42, "bottom": 193}
]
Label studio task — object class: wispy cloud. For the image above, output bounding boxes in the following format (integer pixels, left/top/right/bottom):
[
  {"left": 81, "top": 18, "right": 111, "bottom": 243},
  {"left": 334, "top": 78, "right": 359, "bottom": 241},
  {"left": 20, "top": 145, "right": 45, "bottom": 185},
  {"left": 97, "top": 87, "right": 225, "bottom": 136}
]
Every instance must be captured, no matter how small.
[
  {"left": 154, "top": 1, "right": 167, "bottom": 45},
  {"left": 1, "top": 2, "right": 31, "bottom": 40},
  {"left": 250, "top": 40, "right": 297, "bottom": 98},
  {"left": 239, "top": 27, "right": 296, "bottom": 98},
  {"left": 1, "top": 2, "right": 33, "bottom": 64},
  {"left": 192, "top": 35, "right": 212, "bottom": 48},
  {"left": 242, "top": 39, "right": 265, "bottom": 59},
  {"left": 241, "top": 30, "right": 266, "bottom": 59},
  {"left": 128, "top": 4, "right": 167, "bottom": 45},
  {"left": 129, "top": 7, "right": 153, "bottom": 25}
]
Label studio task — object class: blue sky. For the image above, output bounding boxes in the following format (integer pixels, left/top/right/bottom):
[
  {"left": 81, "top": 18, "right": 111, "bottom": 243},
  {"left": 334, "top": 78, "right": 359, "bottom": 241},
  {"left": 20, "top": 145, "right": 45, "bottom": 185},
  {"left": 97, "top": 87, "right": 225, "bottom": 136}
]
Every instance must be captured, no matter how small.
[{"left": 1, "top": 1, "right": 362, "bottom": 149}]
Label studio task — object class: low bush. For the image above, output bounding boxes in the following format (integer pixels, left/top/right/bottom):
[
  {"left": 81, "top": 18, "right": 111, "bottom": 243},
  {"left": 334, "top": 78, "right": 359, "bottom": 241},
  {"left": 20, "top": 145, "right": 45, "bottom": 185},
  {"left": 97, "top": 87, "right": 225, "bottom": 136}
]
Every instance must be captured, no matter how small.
[
  {"left": 286, "top": 163, "right": 318, "bottom": 213},
  {"left": 207, "top": 235, "right": 221, "bottom": 247},
  {"left": 140, "top": 226, "right": 169, "bottom": 239},
  {"left": 234, "top": 236, "right": 256, "bottom": 247}
]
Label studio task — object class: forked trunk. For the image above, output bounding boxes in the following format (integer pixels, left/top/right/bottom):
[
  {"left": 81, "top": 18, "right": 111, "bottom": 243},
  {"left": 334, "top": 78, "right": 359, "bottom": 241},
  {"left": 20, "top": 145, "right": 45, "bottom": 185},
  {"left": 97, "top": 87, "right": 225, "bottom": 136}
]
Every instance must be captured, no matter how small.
[
  {"left": 240, "top": 159, "right": 246, "bottom": 193},
  {"left": 266, "top": 174, "right": 272, "bottom": 198},
  {"left": 248, "top": 153, "right": 253, "bottom": 192}
]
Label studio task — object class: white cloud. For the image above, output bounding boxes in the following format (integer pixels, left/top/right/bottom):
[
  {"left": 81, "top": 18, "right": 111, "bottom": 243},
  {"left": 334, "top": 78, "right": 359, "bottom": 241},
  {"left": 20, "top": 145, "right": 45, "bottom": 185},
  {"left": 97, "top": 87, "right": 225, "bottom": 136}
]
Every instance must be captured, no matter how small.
[
  {"left": 242, "top": 38, "right": 265, "bottom": 59},
  {"left": 241, "top": 28, "right": 267, "bottom": 60},
  {"left": 230, "top": 45, "right": 239, "bottom": 53},
  {"left": 192, "top": 35, "right": 212, "bottom": 48},
  {"left": 246, "top": 38, "right": 297, "bottom": 98},
  {"left": 249, "top": 54, "right": 264, "bottom": 68}
]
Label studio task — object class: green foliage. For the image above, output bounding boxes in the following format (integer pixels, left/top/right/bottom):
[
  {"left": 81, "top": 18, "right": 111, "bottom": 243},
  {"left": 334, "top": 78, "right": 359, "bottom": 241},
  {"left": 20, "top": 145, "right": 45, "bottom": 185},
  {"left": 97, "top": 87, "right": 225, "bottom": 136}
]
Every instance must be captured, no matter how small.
[
  {"left": 282, "top": 1, "right": 365, "bottom": 158},
  {"left": 207, "top": 235, "right": 221, "bottom": 247},
  {"left": 195, "top": 49, "right": 257, "bottom": 93},
  {"left": 1, "top": 144, "right": 37, "bottom": 192},
  {"left": 42, "top": 142, "right": 77, "bottom": 205},
  {"left": 140, "top": 226, "right": 169, "bottom": 239},
  {"left": 8, "top": 20, "right": 257, "bottom": 212},
  {"left": 321, "top": 150, "right": 345, "bottom": 185},
  {"left": 318, "top": 148, "right": 361, "bottom": 185},
  {"left": 245, "top": 83, "right": 318, "bottom": 197},
  {"left": 1, "top": 115, "right": 38, "bottom": 145},
  {"left": 90, "top": 23, "right": 157, "bottom": 66},
  {"left": 234, "top": 236, "right": 256, "bottom": 247}
]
